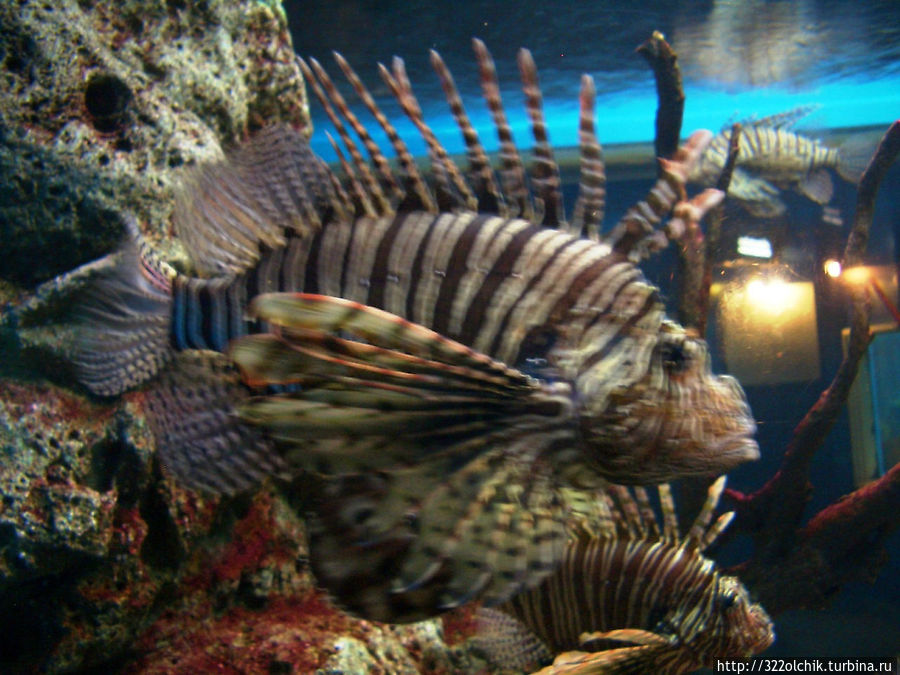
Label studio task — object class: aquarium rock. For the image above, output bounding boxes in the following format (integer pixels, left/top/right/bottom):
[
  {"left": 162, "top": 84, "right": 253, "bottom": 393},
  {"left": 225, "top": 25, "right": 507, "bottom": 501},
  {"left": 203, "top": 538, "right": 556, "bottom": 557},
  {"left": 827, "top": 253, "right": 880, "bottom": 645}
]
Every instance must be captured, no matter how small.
[
  {"left": 0, "top": 0, "right": 309, "bottom": 289},
  {"left": 0, "top": 0, "right": 492, "bottom": 672}
]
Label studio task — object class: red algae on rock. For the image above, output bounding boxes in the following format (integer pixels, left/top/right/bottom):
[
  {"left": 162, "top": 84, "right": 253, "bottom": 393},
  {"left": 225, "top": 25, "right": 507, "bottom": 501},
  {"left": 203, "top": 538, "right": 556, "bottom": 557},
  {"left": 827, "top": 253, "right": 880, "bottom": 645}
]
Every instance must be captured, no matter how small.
[{"left": 125, "top": 592, "right": 348, "bottom": 675}]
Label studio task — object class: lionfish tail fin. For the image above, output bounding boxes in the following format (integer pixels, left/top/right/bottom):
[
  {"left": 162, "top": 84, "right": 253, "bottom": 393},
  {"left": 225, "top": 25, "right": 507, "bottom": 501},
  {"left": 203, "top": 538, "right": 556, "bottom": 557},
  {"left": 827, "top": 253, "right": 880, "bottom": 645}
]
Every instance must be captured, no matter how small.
[
  {"left": 145, "top": 351, "right": 289, "bottom": 495},
  {"left": 836, "top": 133, "right": 877, "bottom": 183},
  {"left": 73, "top": 216, "right": 175, "bottom": 396}
]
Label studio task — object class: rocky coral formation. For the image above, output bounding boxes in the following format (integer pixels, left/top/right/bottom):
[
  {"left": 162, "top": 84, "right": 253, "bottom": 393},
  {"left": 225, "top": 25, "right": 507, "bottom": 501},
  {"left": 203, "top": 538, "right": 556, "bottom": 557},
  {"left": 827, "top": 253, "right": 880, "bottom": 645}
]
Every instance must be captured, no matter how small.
[
  {"left": 0, "top": 0, "right": 309, "bottom": 288},
  {"left": 0, "top": 1, "right": 490, "bottom": 672}
]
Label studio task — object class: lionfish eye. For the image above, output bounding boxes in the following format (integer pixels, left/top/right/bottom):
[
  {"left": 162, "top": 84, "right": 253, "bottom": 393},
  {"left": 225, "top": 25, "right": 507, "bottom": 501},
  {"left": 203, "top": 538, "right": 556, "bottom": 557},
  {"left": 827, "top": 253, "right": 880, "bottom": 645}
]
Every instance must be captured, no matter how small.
[
  {"left": 719, "top": 591, "right": 737, "bottom": 610},
  {"left": 662, "top": 342, "right": 689, "bottom": 373}
]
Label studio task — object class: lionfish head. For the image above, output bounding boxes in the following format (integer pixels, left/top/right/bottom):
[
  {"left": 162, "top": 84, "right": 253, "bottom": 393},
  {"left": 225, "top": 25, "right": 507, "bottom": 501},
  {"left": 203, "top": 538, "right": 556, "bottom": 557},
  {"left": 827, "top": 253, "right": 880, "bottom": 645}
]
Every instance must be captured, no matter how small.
[
  {"left": 708, "top": 575, "right": 775, "bottom": 658},
  {"left": 576, "top": 319, "right": 759, "bottom": 484}
]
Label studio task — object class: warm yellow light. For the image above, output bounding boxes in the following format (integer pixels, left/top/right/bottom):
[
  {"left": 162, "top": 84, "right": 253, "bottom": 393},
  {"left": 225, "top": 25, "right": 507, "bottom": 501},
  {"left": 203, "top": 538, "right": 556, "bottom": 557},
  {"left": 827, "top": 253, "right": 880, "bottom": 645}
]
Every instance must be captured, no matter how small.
[
  {"left": 718, "top": 278, "right": 820, "bottom": 385},
  {"left": 842, "top": 266, "right": 871, "bottom": 285},
  {"left": 823, "top": 259, "right": 842, "bottom": 278},
  {"left": 745, "top": 277, "right": 793, "bottom": 311}
]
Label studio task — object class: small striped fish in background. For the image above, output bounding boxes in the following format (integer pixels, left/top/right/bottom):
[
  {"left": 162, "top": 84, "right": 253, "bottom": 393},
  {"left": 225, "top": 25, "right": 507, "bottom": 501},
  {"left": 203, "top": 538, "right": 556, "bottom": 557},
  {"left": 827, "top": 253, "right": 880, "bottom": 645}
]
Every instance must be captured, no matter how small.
[
  {"left": 71, "top": 39, "right": 760, "bottom": 622},
  {"left": 689, "top": 105, "right": 873, "bottom": 217},
  {"left": 476, "top": 477, "right": 774, "bottom": 674}
]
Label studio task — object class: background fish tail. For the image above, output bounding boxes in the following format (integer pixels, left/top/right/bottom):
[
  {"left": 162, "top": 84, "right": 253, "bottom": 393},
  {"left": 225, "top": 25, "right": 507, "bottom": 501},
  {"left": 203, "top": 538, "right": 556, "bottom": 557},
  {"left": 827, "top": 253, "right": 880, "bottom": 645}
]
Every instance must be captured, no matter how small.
[
  {"left": 73, "top": 218, "right": 175, "bottom": 396},
  {"left": 836, "top": 133, "right": 878, "bottom": 183}
]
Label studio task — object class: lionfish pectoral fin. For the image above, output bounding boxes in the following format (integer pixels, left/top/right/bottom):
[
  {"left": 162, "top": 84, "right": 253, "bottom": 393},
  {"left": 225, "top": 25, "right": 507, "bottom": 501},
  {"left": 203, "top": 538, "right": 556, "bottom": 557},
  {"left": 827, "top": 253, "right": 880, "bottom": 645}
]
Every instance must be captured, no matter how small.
[
  {"left": 144, "top": 351, "right": 290, "bottom": 495},
  {"left": 231, "top": 293, "right": 569, "bottom": 439},
  {"left": 305, "top": 425, "right": 576, "bottom": 622},
  {"left": 534, "top": 644, "right": 673, "bottom": 675},
  {"left": 395, "top": 428, "right": 574, "bottom": 611},
  {"left": 728, "top": 172, "right": 787, "bottom": 217},
  {"left": 578, "top": 628, "right": 671, "bottom": 648},
  {"left": 228, "top": 293, "right": 581, "bottom": 621}
]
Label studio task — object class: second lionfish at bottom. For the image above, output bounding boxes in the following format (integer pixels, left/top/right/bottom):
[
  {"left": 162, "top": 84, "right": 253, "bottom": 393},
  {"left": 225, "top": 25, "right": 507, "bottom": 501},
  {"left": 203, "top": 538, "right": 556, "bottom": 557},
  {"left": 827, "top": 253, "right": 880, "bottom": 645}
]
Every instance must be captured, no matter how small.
[
  {"left": 70, "top": 38, "right": 760, "bottom": 622},
  {"left": 476, "top": 478, "right": 774, "bottom": 674}
]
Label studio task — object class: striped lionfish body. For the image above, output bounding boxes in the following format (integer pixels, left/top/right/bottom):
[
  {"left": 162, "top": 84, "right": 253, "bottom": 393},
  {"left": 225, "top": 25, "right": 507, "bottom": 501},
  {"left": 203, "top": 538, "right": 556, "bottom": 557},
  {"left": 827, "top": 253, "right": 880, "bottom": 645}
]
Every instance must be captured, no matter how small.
[
  {"left": 689, "top": 105, "right": 869, "bottom": 217},
  {"left": 73, "top": 40, "right": 759, "bottom": 622},
  {"left": 478, "top": 478, "right": 774, "bottom": 674}
]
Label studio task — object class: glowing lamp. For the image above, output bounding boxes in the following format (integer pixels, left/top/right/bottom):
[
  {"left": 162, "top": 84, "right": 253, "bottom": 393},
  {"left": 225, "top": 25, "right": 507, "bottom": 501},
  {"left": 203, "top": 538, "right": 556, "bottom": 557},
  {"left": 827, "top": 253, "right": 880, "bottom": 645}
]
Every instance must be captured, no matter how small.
[
  {"left": 823, "top": 259, "right": 842, "bottom": 278},
  {"left": 716, "top": 267, "right": 820, "bottom": 386},
  {"left": 839, "top": 265, "right": 900, "bottom": 325}
]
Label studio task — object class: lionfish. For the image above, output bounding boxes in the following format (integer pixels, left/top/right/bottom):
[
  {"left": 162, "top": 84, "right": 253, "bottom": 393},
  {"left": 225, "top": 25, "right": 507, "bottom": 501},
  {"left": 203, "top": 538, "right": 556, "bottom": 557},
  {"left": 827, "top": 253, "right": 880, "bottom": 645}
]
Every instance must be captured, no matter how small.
[
  {"left": 73, "top": 39, "right": 759, "bottom": 621},
  {"left": 689, "top": 105, "right": 870, "bottom": 217},
  {"left": 476, "top": 477, "right": 774, "bottom": 674}
]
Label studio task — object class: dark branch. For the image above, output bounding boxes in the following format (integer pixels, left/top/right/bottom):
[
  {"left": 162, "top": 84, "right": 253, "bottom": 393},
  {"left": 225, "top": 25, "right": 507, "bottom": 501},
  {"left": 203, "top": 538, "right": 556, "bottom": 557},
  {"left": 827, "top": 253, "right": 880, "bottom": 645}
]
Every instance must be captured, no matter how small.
[
  {"left": 732, "top": 461, "right": 900, "bottom": 615},
  {"left": 725, "top": 120, "right": 900, "bottom": 606},
  {"left": 637, "top": 31, "right": 684, "bottom": 164}
]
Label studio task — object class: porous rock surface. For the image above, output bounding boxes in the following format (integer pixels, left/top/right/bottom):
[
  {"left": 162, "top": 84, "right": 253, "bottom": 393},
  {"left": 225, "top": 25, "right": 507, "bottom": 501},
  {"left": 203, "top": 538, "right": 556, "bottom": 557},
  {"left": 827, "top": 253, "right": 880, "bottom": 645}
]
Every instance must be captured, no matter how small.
[{"left": 0, "top": 1, "right": 492, "bottom": 672}]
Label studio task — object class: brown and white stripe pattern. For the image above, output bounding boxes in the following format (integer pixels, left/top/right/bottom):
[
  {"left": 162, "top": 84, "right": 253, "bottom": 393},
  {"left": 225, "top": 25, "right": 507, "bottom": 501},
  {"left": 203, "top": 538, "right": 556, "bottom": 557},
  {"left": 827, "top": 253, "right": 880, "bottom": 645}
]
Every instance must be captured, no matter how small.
[
  {"left": 170, "top": 205, "right": 646, "bottom": 374},
  {"left": 690, "top": 105, "right": 843, "bottom": 192},
  {"left": 480, "top": 479, "right": 774, "bottom": 674}
]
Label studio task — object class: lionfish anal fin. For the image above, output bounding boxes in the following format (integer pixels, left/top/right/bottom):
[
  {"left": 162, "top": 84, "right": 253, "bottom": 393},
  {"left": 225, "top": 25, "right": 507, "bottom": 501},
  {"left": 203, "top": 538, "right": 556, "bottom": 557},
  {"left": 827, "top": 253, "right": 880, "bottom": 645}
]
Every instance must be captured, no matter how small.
[{"left": 144, "top": 351, "right": 291, "bottom": 495}]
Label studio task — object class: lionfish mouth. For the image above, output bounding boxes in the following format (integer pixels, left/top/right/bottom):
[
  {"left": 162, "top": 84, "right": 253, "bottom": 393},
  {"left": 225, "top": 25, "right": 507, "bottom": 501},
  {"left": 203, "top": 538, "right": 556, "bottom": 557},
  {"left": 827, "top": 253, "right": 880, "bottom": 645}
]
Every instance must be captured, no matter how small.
[{"left": 711, "top": 428, "right": 761, "bottom": 468}]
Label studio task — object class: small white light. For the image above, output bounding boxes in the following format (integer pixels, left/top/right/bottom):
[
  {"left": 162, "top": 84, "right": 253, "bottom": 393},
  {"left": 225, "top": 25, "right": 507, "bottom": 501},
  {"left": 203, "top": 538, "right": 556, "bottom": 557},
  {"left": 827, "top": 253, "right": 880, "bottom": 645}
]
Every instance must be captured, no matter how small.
[
  {"left": 823, "top": 259, "right": 842, "bottom": 278},
  {"left": 737, "top": 236, "right": 773, "bottom": 259}
]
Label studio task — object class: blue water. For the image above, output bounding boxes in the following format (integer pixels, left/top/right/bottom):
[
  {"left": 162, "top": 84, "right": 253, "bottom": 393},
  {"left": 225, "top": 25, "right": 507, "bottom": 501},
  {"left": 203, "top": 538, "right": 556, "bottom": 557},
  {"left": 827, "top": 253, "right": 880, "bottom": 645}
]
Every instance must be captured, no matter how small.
[{"left": 286, "top": 0, "right": 900, "bottom": 160}]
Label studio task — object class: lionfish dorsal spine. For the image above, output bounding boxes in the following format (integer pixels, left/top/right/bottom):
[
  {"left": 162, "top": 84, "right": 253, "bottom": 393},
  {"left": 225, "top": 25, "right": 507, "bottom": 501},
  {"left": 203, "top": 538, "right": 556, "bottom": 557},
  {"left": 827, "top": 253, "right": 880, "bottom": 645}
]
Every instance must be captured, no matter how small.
[
  {"left": 297, "top": 56, "right": 391, "bottom": 215},
  {"left": 606, "top": 128, "right": 712, "bottom": 260},
  {"left": 429, "top": 48, "right": 508, "bottom": 216},
  {"left": 472, "top": 37, "right": 533, "bottom": 220},
  {"left": 324, "top": 130, "right": 376, "bottom": 217},
  {"left": 702, "top": 511, "right": 735, "bottom": 551},
  {"left": 331, "top": 52, "right": 436, "bottom": 214},
  {"left": 657, "top": 483, "right": 681, "bottom": 543},
  {"left": 388, "top": 56, "right": 478, "bottom": 212},
  {"left": 681, "top": 476, "right": 737, "bottom": 553},
  {"left": 631, "top": 485, "right": 661, "bottom": 540},
  {"left": 306, "top": 56, "right": 402, "bottom": 205},
  {"left": 517, "top": 48, "right": 565, "bottom": 230},
  {"left": 608, "top": 484, "right": 647, "bottom": 539},
  {"left": 571, "top": 73, "right": 607, "bottom": 241}
]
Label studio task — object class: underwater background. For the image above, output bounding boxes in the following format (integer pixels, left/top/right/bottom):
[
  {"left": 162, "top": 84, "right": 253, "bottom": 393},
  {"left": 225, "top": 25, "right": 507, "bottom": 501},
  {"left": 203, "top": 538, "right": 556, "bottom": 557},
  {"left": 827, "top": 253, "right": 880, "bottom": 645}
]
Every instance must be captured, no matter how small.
[
  {"left": 288, "top": 0, "right": 900, "bottom": 661},
  {"left": 0, "top": 0, "right": 898, "bottom": 672}
]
